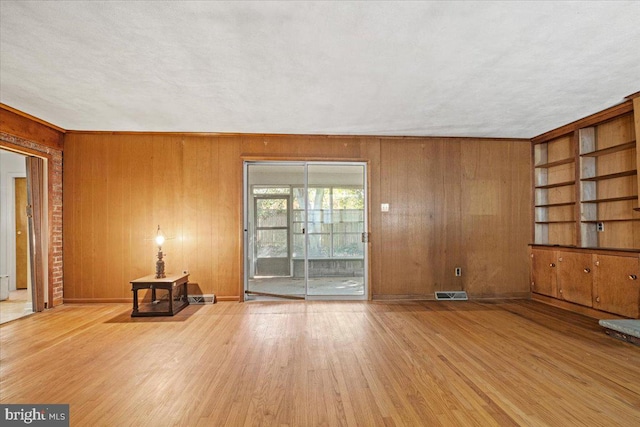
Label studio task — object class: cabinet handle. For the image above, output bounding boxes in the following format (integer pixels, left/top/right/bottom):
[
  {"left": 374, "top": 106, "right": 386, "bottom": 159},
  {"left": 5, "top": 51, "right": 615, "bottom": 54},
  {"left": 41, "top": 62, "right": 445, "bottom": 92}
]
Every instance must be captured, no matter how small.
[
  {"left": 558, "top": 257, "right": 563, "bottom": 262},
  {"left": 595, "top": 296, "right": 601, "bottom": 303},
  {"left": 549, "top": 263, "right": 556, "bottom": 267},
  {"left": 630, "top": 275, "right": 638, "bottom": 280},
  {"left": 584, "top": 268, "right": 590, "bottom": 273},
  {"left": 559, "top": 289, "right": 563, "bottom": 294}
]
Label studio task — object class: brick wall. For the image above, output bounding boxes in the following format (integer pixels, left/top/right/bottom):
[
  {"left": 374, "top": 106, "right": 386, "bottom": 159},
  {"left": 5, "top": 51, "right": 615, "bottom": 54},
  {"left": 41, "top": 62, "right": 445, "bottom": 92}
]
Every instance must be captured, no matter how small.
[{"left": 0, "top": 132, "right": 63, "bottom": 307}]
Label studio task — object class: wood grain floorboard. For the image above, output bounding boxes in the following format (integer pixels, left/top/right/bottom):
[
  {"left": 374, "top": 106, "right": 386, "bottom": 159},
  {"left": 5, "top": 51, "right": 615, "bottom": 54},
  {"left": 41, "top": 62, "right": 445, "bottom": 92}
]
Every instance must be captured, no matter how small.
[{"left": 1, "top": 300, "right": 639, "bottom": 426}]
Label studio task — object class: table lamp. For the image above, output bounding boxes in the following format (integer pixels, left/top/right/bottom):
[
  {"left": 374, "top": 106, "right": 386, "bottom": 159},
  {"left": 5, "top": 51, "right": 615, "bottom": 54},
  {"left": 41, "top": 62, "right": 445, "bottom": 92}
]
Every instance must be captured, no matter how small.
[{"left": 155, "top": 225, "right": 166, "bottom": 278}]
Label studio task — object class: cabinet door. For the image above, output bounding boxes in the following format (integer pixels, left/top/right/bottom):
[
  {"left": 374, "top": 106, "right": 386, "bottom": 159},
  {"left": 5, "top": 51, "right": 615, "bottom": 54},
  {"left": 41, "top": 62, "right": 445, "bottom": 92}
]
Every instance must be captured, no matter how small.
[
  {"left": 556, "top": 251, "right": 593, "bottom": 307},
  {"left": 593, "top": 254, "right": 640, "bottom": 318},
  {"left": 531, "top": 249, "right": 557, "bottom": 297}
]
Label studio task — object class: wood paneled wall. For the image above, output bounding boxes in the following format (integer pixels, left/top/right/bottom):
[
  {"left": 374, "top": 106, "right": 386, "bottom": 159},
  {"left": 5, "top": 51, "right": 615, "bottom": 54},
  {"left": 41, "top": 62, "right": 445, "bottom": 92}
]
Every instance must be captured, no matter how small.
[
  {"left": 63, "top": 133, "right": 530, "bottom": 301},
  {"left": 378, "top": 138, "right": 531, "bottom": 298}
]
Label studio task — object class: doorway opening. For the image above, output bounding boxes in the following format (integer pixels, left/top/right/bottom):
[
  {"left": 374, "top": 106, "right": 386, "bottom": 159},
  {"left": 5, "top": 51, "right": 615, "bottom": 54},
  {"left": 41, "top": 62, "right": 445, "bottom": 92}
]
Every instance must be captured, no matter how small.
[
  {"left": 244, "top": 162, "right": 368, "bottom": 300},
  {"left": 0, "top": 148, "right": 47, "bottom": 323}
]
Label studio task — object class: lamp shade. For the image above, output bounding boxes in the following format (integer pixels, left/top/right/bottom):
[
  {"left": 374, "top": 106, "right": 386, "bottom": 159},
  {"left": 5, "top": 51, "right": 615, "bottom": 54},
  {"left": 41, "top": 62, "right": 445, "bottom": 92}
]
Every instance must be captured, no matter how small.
[{"left": 155, "top": 225, "right": 165, "bottom": 247}]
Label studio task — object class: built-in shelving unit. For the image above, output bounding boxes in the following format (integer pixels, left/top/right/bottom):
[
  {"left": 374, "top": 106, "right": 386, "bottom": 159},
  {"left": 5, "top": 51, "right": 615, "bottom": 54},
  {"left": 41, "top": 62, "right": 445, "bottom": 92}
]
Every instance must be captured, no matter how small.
[
  {"left": 531, "top": 106, "right": 639, "bottom": 249},
  {"left": 529, "top": 97, "right": 640, "bottom": 319},
  {"left": 579, "top": 114, "right": 639, "bottom": 248},
  {"left": 533, "top": 134, "right": 576, "bottom": 246}
]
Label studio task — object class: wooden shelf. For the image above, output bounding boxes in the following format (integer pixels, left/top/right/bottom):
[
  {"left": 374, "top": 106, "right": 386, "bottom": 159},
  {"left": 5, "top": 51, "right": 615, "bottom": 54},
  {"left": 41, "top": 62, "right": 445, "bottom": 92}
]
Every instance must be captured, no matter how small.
[
  {"left": 530, "top": 243, "right": 640, "bottom": 253},
  {"left": 535, "top": 158, "right": 575, "bottom": 168},
  {"left": 535, "top": 220, "right": 575, "bottom": 224},
  {"left": 582, "top": 218, "right": 640, "bottom": 223},
  {"left": 535, "top": 201, "right": 576, "bottom": 208},
  {"left": 580, "top": 170, "right": 637, "bottom": 182},
  {"left": 582, "top": 196, "right": 638, "bottom": 204},
  {"left": 535, "top": 180, "right": 576, "bottom": 189},
  {"left": 580, "top": 141, "right": 636, "bottom": 157}
]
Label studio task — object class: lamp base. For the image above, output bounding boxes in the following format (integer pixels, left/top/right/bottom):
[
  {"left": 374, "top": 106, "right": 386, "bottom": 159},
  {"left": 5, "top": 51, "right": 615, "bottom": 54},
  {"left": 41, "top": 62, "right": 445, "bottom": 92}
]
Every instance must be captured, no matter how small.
[{"left": 155, "top": 250, "right": 165, "bottom": 279}]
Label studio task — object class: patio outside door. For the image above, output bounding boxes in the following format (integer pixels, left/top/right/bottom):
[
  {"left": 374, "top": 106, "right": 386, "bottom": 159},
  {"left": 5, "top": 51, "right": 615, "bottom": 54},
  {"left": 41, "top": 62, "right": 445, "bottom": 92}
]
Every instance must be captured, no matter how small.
[{"left": 244, "top": 162, "right": 367, "bottom": 300}]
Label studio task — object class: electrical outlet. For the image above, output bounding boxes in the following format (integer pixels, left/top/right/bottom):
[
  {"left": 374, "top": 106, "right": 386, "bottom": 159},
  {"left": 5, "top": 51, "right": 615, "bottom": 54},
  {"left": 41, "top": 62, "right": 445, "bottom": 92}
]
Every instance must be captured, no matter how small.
[
  {"left": 597, "top": 222, "right": 604, "bottom": 232},
  {"left": 455, "top": 267, "right": 462, "bottom": 277}
]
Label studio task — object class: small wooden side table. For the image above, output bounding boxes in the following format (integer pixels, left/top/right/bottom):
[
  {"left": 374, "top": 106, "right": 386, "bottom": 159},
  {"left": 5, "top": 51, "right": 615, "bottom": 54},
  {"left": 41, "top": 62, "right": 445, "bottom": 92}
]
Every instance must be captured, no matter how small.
[{"left": 130, "top": 273, "right": 189, "bottom": 317}]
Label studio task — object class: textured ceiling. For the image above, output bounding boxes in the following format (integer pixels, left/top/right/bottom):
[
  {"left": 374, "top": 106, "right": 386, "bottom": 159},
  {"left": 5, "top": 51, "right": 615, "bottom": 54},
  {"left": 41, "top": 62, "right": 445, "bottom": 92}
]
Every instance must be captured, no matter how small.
[{"left": 1, "top": 1, "right": 639, "bottom": 138}]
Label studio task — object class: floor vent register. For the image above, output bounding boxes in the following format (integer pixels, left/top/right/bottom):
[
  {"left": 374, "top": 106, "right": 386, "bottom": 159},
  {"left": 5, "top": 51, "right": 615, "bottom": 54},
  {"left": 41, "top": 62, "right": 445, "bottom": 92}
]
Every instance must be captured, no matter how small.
[{"left": 435, "top": 291, "right": 468, "bottom": 301}]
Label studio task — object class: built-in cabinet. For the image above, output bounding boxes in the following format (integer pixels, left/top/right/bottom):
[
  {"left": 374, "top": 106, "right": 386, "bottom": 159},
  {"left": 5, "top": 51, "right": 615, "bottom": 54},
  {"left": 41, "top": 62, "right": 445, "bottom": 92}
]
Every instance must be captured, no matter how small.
[
  {"left": 593, "top": 254, "right": 640, "bottom": 318},
  {"left": 556, "top": 250, "right": 593, "bottom": 307},
  {"left": 530, "top": 247, "right": 639, "bottom": 318},
  {"left": 530, "top": 96, "right": 640, "bottom": 318},
  {"left": 530, "top": 248, "right": 557, "bottom": 297}
]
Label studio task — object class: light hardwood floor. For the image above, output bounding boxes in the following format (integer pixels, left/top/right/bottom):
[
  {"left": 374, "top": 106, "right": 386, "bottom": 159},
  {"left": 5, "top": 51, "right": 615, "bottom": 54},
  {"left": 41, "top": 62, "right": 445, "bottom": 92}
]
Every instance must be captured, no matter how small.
[
  {"left": 0, "top": 289, "right": 33, "bottom": 324},
  {"left": 1, "top": 300, "right": 638, "bottom": 426}
]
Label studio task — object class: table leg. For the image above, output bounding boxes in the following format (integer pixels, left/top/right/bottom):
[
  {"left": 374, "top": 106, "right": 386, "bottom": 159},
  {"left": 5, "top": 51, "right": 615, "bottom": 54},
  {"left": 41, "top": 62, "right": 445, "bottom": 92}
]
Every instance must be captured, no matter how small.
[{"left": 132, "top": 287, "right": 139, "bottom": 314}]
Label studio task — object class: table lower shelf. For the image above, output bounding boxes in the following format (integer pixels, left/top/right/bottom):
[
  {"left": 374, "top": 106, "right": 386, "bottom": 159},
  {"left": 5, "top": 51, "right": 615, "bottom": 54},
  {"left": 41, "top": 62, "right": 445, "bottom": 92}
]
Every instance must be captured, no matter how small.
[{"left": 132, "top": 298, "right": 188, "bottom": 317}]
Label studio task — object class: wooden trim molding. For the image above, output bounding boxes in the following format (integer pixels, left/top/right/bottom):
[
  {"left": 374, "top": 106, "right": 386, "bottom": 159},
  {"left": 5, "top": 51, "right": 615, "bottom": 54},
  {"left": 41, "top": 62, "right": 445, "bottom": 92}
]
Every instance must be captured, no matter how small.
[
  {"left": 529, "top": 244, "right": 640, "bottom": 256},
  {"left": 64, "top": 298, "right": 133, "bottom": 304},
  {"left": 531, "top": 101, "right": 634, "bottom": 144},
  {"left": 241, "top": 154, "right": 369, "bottom": 162},
  {"left": 625, "top": 90, "right": 640, "bottom": 100},
  {"left": 0, "top": 132, "right": 63, "bottom": 307},
  {"left": 532, "top": 293, "right": 626, "bottom": 320},
  {"left": 372, "top": 294, "right": 437, "bottom": 300},
  {"left": 64, "top": 129, "right": 530, "bottom": 143},
  {"left": 0, "top": 106, "right": 65, "bottom": 152},
  {"left": 373, "top": 291, "right": 531, "bottom": 301},
  {"left": 64, "top": 296, "right": 241, "bottom": 303},
  {"left": 0, "top": 103, "right": 66, "bottom": 133},
  {"left": 216, "top": 296, "right": 241, "bottom": 302}
]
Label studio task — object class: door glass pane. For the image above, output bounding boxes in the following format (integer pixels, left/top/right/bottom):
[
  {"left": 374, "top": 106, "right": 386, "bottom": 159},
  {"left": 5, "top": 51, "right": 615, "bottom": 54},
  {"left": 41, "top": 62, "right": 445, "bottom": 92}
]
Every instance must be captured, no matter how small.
[
  {"left": 333, "top": 233, "right": 363, "bottom": 257},
  {"left": 308, "top": 234, "right": 330, "bottom": 257},
  {"left": 292, "top": 235, "right": 304, "bottom": 258},
  {"left": 256, "top": 199, "right": 288, "bottom": 227},
  {"left": 256, "top": 229, "right": 288, "bottom": 257},
  {"left": 306, "top": 165, "right": 365, "bottom": 296}
]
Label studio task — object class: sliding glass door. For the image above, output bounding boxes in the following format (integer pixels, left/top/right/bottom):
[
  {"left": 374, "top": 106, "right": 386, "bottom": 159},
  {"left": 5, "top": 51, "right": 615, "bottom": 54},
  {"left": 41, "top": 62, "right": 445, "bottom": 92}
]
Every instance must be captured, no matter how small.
[{"left": 244, "top": 162, "right": 367, "bottom": 300}]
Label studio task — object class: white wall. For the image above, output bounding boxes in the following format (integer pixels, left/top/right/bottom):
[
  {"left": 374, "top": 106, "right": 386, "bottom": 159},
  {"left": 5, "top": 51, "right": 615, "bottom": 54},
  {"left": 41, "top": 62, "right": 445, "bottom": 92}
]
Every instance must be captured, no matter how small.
[{"left": 0, "top": 149, "right": 27, "bottom": 291}]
